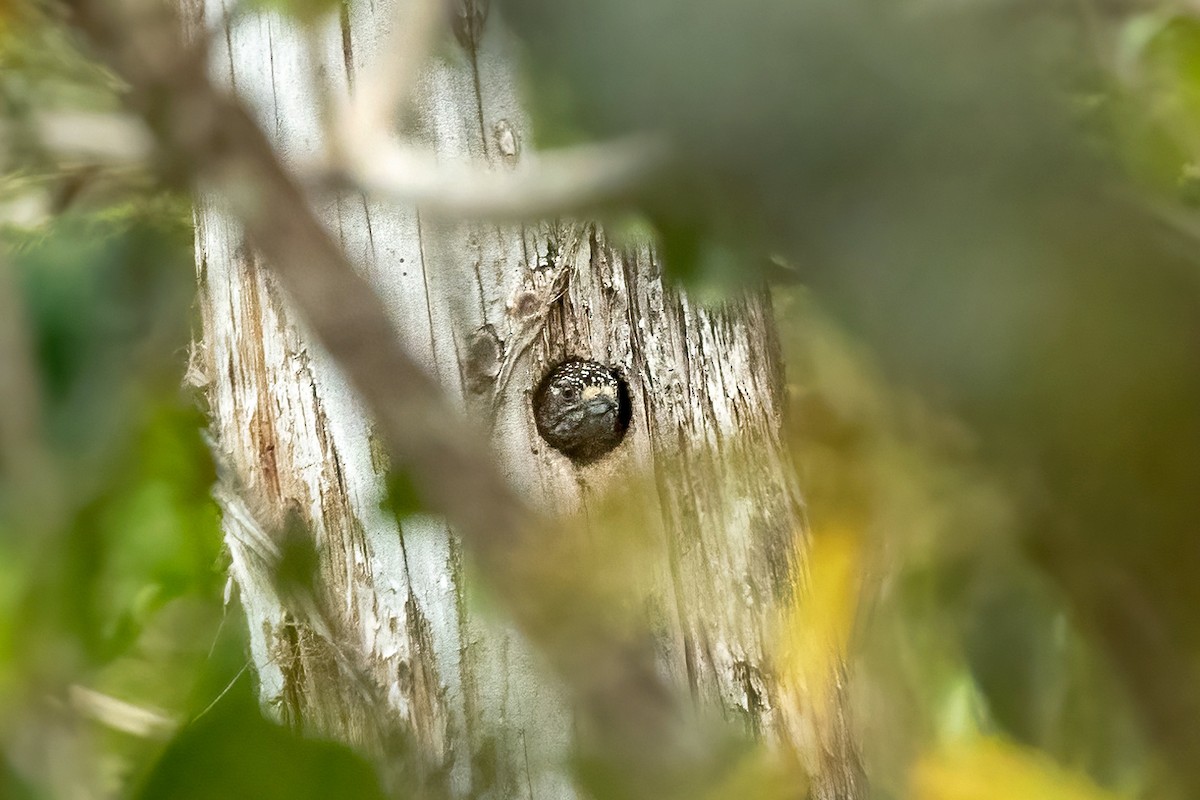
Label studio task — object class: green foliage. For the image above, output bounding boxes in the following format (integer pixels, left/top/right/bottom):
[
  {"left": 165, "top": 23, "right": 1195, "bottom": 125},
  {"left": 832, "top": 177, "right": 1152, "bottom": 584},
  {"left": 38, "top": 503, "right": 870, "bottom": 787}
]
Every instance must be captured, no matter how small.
[
  {"left": 135, "top": 680, "right": 388, "bottom": 800},
  {"left": 272, "top": 513, "right": 322, "bottom": 600},
  {"left": 381, "top": 467, "right": 425, "bottom": 520},
  {"left": 1, "top": 205, "right": 211, "bottom": 650},
  {"left": 0, "top": 182, "right": 233, "bottom": 797},
  {"left": 12, "top": 204, "right": 192, "bottom": 466},
  {"left": 6, "top": 0, "right": 1200, "bottom": 798}
]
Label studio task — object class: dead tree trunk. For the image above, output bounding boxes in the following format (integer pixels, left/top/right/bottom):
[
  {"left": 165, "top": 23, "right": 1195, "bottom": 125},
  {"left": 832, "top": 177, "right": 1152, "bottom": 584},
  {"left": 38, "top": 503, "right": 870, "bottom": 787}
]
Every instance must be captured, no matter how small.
[{"left": 193, "top": 2, "right": 863, "bottom": 797}]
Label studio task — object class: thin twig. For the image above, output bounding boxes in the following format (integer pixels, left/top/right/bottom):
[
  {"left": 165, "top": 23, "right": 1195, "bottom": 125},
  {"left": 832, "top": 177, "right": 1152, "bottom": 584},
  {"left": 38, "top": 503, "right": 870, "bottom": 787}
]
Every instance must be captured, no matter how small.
[
  {"left": 190, "top": 661, "right": 251, "bottom": 723},
  {"left": 491, "top": 225, "right": 585, "bottom": 410}
]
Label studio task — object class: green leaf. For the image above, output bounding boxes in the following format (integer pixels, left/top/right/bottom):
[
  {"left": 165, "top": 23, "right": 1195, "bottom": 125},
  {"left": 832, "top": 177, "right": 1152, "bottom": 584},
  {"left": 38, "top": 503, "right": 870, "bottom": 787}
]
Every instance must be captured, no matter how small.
[
  {"left": 381, "top": 468, "right": 424, "bottom": 520},
  {"left": 135, "top": 679, "right": 389, "bottom": 800}
]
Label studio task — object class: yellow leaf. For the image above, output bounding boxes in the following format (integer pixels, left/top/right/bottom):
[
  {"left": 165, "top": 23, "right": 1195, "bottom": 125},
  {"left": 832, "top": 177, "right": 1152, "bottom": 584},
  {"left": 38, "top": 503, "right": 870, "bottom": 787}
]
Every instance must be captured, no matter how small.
[
  {"left": 910, "top": 738, "right": 1123, "bottom": 800},
  {"left": 776, "top": 524, "right": 862, "bottom": 713}
]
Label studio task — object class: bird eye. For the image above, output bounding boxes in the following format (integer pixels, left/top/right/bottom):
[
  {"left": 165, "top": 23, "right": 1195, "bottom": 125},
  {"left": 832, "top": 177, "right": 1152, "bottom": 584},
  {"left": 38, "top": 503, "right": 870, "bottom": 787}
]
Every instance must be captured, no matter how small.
[{"left": 561, "top": 387, "right": 577, "bottom": 401}]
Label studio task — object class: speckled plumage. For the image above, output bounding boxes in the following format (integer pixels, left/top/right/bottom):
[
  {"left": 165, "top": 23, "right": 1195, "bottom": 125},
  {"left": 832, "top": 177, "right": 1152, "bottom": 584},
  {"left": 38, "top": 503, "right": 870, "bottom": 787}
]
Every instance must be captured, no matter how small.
[{"left": 532, "top": 359, "right": 630, "bottom": 462}]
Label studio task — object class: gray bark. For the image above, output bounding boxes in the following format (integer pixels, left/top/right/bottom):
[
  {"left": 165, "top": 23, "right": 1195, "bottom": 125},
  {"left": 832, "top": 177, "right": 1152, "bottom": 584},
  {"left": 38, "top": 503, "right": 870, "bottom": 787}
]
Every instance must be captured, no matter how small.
[{"left": 193, "top": 1, "right": 863, "bottom": 797}]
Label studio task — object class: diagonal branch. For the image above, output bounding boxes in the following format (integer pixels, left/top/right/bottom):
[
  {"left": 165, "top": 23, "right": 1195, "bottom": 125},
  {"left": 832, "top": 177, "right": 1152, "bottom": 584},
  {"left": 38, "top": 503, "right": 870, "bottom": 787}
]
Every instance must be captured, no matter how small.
[{"left": 62, "top": 0, "right": 699, "bottom": 791}]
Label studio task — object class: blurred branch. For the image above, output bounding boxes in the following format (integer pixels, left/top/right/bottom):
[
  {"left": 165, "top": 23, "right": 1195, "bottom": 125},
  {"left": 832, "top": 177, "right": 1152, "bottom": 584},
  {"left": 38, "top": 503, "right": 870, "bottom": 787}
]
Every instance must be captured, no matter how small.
[
  {"left": 1032, "top": 535, "right": 1200, "bottom": 784},
  {"left": 335, "top": 0, "right": 441, "bottom": 144},
  {"left": 62, "top": 0, "right": 693, "bottom": 790},
  {"left": 0, "top": 111, "right": 154, "bottom": 223},
  {"left": 0, "top": 252, "right": 60, "bottom": 532},
  {"left": 315, "top": 0, "right": 666, "bottom": 218},
  {"left": 0, "top": 191, "right": 52, "bottom": 228},
  {"left": 315, "top": 133, "right": 668, "bottom": 219},
  {"left": 0, "top": 111, "right": 155, "bottom": 165},
  {"left": 68, "top": 686, "right": 177, "bottom": 738}
]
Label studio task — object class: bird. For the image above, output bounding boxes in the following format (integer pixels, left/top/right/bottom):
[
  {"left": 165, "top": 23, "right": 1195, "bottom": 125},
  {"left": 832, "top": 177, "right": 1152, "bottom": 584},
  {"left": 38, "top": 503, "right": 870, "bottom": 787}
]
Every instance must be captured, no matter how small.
[{"left": 532, "top": 359, "right": 630, "bottom": 463}]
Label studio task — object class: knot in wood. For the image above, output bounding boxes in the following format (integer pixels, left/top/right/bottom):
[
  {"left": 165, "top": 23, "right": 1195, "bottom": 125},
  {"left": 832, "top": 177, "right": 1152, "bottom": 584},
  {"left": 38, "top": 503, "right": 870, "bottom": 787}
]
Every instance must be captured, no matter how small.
[{"left": 532, "top": 359, "right": 631, "bottom": 463}]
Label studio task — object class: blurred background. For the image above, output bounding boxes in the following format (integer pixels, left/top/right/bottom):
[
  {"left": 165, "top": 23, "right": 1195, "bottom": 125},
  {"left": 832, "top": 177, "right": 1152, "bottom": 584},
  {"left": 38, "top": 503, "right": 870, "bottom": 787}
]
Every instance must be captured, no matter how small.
[{"left": 4, "top": 0, "right": 1200, "bottom": 798}]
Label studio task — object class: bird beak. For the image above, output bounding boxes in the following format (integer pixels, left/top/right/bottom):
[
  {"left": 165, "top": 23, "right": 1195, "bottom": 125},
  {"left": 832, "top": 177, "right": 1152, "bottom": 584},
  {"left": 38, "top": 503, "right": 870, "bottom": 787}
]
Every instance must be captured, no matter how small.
[{"left": 583, "top": 384, "right": 618, "bottom": 413}]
